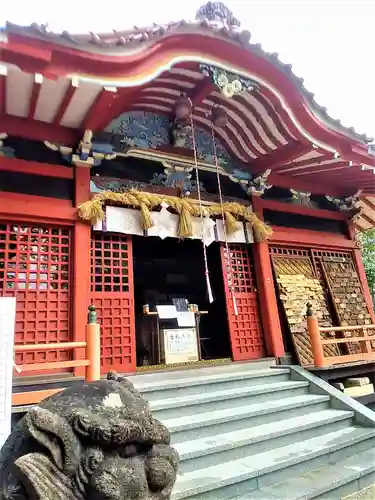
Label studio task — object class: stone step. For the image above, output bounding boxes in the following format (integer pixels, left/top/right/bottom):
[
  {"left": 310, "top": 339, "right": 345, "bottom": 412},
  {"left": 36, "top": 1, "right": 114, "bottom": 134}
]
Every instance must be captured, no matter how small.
[
  {"left": 150, "top": 379, "right": 309, "bottom": 420},
  {"left": 134, "top": 367, "right": 289, "bottom": 401},
  {"left": 166, "top": 393, "right": 330, "bottom": 444},
  {"left": 171, "top": 426, "right": 375, "bottom": 500},
  {"left": 175, "top": 409, "right": 354, "bottom": 473},
  {"left": 129, "top": 359, "right": 277, "bottom": 386},
  {"left": 230, "top": 447, "right": 375, "bottom": 500}
]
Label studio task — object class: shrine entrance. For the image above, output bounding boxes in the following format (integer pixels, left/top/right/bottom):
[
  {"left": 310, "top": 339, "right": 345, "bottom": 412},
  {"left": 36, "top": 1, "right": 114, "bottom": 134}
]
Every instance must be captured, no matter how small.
[{"left": 133, "top": 236, "right": 231, "bottom": 367}]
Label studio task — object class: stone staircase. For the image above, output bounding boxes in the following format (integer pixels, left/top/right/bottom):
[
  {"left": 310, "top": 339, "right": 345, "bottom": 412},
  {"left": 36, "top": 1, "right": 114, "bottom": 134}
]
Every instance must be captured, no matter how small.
[{"left": 129, "top": 360, "right": 375, "bottom": 500}]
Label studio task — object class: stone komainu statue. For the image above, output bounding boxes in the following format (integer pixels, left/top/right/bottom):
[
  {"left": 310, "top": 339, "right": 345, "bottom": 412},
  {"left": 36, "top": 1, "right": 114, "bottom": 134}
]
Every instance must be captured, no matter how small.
[{"left": 0, "top": 372, "right": 179, "bottom": 500}]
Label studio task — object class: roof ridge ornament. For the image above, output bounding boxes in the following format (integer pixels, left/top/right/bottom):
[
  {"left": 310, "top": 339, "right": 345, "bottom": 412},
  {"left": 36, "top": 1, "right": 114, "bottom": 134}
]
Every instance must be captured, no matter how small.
[{"left": 195, "top": 1, "right": 240, "bottom": 27}]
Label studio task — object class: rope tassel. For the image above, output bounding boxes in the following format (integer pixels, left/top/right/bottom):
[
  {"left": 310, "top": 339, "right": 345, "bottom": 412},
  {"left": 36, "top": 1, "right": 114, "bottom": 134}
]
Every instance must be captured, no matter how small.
[
  {"left": 225, "top": 211, "right": 240, "bottom": 234},
  {"left": 139, "top": 202, "right": 153, "bottom": 230}
]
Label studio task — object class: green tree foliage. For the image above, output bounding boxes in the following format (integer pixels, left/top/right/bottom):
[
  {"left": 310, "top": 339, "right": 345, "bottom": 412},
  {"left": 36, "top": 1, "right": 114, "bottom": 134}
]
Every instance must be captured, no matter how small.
[{"left": 359, "top": 228, "right": 375, "bottom": 295}]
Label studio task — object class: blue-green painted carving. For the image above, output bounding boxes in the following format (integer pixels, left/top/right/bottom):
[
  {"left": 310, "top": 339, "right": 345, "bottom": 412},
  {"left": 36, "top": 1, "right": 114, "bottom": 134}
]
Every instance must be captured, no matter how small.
[
  {"left": 91, "top": 177, "right": 147, "bottom": 193},
  {"left": 150, "top": 169, "right": 206, "bottom": 195},
  {"left": 106, "top": 111, "right": 234, "bottom": 169},
  {"left": 107, "top": 112, "right": 169, "bottom": 149}
]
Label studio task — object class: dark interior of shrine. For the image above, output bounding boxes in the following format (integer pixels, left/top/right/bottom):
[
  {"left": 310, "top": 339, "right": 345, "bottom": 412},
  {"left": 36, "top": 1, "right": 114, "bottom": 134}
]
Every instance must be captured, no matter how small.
[{"left": 132, "top": 236, "right": 231, "bottom": 366}]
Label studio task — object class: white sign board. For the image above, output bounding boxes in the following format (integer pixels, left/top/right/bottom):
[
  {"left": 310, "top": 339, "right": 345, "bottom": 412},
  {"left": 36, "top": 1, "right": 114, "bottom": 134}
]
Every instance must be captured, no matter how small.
[
  {"left": 156, "top": 305, "right": 177, "bottom": 319},
  {"left": 163, "top": 328, "right": 199, "bottom": 364},
  {"left": 0, "top": 297, "right": 16, "bottom": 450},
  {"left": 176, "top": 311, "right": 196, "bottom": 328}
]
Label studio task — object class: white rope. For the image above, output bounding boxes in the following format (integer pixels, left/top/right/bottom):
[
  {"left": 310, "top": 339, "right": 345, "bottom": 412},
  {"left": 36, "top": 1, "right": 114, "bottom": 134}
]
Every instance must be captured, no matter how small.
[
  {"left": 211, "top": 122, "right": 238, "bottom": 316},
  {"left": 188, "top": 99, "right": 214, "bottom": 303}
]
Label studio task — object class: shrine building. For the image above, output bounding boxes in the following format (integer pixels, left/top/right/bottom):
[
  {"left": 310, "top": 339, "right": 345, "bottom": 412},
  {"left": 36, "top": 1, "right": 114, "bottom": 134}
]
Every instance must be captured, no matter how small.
[{"left": 1, "top": 2, "right": 375, "bottom": 390}]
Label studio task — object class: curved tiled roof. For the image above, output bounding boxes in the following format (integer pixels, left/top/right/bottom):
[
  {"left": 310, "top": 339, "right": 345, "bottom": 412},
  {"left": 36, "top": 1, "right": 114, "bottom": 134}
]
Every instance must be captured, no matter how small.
[{"left": 1, "top": 2, "right": 373, "bottom": 144}]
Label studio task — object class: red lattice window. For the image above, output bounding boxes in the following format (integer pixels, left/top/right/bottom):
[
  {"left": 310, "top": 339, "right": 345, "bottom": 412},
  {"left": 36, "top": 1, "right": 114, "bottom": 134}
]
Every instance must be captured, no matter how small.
[
  {"left": 0, "top": 223, "right": 72, "bottom": 370},
  {"left": 221, "top": 244, "right": 264, "bottom": 361},
  {"left": 91, "top": 233, "right": 131, "bottom": 293},
  {"left": 312, "top": 250, "right": 351, "bottom": 260},
  {"left": 223, "top": 245, "right": 257, "bottom": 294},
  {"left": 90, "top": 233, "right": 135, "bottom": 374},
  {"left": 270, "top": 246, "right": 311, "bottom": 258}
]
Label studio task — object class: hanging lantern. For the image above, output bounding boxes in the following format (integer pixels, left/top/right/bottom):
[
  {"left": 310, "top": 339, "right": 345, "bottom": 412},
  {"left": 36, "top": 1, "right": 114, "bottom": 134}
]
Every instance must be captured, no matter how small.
[
  {"left": 211, "top": 107, "right": 228, "bottom": 128},
  {"left": 174, "top": 93, "right": 192, "bottom": 120}
]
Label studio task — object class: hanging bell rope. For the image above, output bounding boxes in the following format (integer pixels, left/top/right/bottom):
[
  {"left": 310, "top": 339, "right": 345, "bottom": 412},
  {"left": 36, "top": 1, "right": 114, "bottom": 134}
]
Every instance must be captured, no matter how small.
[
  {"left": 210, "top": 107, "right": 238, "bottom": 316},
  {"left": 187, "top": 97, "right": 214, "bottom": 304}
]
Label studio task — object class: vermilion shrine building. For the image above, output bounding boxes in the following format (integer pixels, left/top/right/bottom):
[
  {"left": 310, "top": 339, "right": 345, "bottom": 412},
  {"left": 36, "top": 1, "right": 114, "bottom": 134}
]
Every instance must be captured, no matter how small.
[{"left": 0, "top": 2, "right": 374, "bottom": 389}]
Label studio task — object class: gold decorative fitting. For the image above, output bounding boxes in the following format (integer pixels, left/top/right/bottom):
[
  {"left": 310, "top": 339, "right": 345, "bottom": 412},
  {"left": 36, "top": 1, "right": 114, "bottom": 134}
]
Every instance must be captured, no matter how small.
[{"left": 77, "top": 189, "right": 273, "bottom": 242}]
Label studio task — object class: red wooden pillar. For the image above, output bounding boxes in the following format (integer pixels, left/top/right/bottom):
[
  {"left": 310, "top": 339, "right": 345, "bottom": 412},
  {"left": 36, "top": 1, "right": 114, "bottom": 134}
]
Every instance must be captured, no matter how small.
[
  {"left": 251, "top": 197, "right": 284, "bottom": 358},
  {"left": 252, "top": 241, "right": 284, "bottom": 358},
  {"left": 73, "top": 164, "right": 91, "bottom": 375}
]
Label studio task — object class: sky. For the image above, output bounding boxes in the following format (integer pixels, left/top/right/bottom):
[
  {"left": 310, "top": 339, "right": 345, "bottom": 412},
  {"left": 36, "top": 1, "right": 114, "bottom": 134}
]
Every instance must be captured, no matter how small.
[{"left": 1, "top": 0, "right": 374, "bottom": 140}]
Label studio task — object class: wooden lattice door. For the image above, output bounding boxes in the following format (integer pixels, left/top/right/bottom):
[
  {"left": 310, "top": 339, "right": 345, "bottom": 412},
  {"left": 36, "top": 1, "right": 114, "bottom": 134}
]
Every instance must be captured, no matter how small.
[
  {"left": 312, "top": 250, "right": 374, "bottom": 353},
  {"left": 270, "top": 247, "right": 340, "bottom": 366},
  {"left": 90, "top": 232, "right": 136, "bottom": 374},
  {"left": 0, "top": 222, "right": 72, "bottom": 373},
  {"left": 312, "top": 250, "right": 373, "bottom": 327},
  {"left": 220, "top": 243, "right": 265, "bottom": 360}
]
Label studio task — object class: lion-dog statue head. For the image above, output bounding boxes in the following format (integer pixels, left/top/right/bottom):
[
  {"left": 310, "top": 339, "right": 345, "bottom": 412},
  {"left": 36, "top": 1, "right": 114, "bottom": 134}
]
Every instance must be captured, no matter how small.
[{"left": 0, "top": 373, "right": 179, "bottom": 500}]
